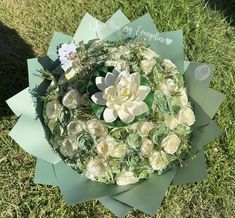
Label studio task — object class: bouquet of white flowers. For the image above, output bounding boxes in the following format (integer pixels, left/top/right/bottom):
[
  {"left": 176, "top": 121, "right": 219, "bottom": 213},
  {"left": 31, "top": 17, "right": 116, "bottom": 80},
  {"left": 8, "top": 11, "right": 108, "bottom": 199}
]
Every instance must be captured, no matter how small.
[{"left": 7, "top": 10, "right": 224, "bottom": 217}]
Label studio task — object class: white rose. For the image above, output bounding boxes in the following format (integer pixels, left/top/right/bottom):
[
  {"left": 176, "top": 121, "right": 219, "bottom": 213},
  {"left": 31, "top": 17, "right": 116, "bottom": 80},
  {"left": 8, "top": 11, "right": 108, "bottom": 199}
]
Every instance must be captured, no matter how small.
[
  {"left": 162, "top": 59, "right": 178, "bottom": 75},
  {"left": 161, "top": 133, "right": 181, "bottom": 154},
  {"left": 59, "top": 138, "right": 77, "bottom": 157},
  {"left": 62, "top": 89, "right": 81, "bottom": 109},
  {"left": 86, "top": 119, "right": 108, "bottom": 137},
  {"left": 137, "top": 121, "right": 155, "bottom": 137},
  {"left": 116, "top": 172, "right": 139, "bottom": 186},
  {"left": 141, "top": 48, "right": 158, "bottom": 59},
  {"left": 140, "top": 138, "right": 154, "bottom": 157},
  {"left": 177, "top": 107, "right": 195, "bottom": 126},
  {"left": 149, "top": 151, "right": 168, "bottom": 171},
  {"left": 96, "top": 136, "right": 115, "bottom": 157},
  {"left": 177, "top": 88, "right": 188, "bottom": 106},
  {"left": 140, "top": 59, "right": 157, "bottom": 75},
  {"left": 164, "top": 115, "right": 178, "bottom": 130},
  {"left": 83, "top": 158, "right": 106, "bottom": 181},
  {"left": 67, "top": 120, "right": 85, "bottom": 136},
  {"left": 160, "top": 79, "right": 178, "bottom": 95},
  {"left": 45, "top": 101, "right": 61, "bottom": 119},
  {"left": 111, "top": 143, "right": 127, "bottom": 159}
]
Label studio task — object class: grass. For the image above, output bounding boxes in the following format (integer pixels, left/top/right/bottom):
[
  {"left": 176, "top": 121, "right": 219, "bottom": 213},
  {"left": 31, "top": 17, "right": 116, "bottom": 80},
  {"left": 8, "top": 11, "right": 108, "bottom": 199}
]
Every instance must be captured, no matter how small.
[{"left": 0, "top": 0, "right": 235, "bottom": 217}]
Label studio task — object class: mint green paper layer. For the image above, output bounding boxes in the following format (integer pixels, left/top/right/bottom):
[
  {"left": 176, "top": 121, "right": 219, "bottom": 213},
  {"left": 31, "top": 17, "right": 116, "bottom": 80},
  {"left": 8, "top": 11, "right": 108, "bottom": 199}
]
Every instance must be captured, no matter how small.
[
  {"left": 6, "top": 87, "right": 35, "bottom": 118},
  {"left": 99, "top": 196, "right": 132, "bottom": 218},
  {"left": 73, "top": 13, "right": 103, "bottom": 44},
  {"left": 201, "top": 88, "right": 225, "bottom": 119},
  {"left": 113, "top": 169, "right": 176, "bottom": 216},
  {"left": 172, "top": 150, "right": 207, "bottom": 185},
  {"left": 34, "top": 159, "right": 58, "bottom": 186},
  {"left": 9, "top": 115, "right": 60, "bottom": 164},
  {"left": 54, "top": 160, "right": 134, "bottom": 204}
]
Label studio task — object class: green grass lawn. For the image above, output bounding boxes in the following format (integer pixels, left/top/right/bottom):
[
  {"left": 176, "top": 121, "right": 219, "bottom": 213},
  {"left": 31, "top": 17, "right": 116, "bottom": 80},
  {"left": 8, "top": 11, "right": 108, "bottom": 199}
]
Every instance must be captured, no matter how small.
[{"left": 0, "top": 0, "right": 234, "bottom": 217}]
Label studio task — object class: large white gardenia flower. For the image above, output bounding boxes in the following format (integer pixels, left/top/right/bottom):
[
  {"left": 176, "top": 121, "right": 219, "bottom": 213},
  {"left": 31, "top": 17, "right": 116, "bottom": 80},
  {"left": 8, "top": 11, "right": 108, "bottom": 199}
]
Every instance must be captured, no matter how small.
[
  {"left": 161, "top": 133, "right": 181, "bottom": 154},
  {"left": 116, "top": 172, "right": 139, "bottom": 186},
  {"left": 58, "top": 42, "right": 78, "bottom": 71},
  {"left": 91, "top": 69, "right": 151, "bottom": 123}
]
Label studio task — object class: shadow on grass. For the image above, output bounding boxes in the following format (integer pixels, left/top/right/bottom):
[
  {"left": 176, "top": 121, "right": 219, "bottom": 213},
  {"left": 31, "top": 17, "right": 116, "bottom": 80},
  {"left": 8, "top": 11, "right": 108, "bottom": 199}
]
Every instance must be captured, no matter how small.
[
  {"left": 0, "top": 21, "right": 34, "bottom": 117},
  {"left": 207, "top": 0, "right": 235, "bottom": 26}
]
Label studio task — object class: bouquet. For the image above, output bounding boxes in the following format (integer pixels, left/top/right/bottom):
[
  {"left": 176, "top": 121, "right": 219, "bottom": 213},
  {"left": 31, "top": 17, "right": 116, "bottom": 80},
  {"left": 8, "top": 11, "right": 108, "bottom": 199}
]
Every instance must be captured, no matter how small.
[{"left": 7, "top": 10, "right": 225, "bottom": 217}]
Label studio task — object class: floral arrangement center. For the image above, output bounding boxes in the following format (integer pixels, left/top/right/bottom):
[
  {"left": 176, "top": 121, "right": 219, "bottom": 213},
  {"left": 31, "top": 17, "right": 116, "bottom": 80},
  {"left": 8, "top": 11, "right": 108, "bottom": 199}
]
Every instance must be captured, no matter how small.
[{"left": 91, "top": 69, "right": 151, "bottom": 123}]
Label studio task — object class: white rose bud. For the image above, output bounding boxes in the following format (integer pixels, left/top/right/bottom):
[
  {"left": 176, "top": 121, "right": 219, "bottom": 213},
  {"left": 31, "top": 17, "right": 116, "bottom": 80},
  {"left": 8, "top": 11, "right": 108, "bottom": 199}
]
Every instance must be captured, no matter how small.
[
  {"left": 96, "top": 136, "right": 115, "bottom": 157},
  {"left": 67, "top": 120, "right": 85, "bottom": 136},
  {"left": 111, "top": 143, "right": 127, "bottom": 159},
  {"left": 62, "top": 89, "right": 81, "bottom": 109},
  {"left": 137, "top": 121, "right": 155, "bottom": 137},
  {"left": 177, "top": 107, "right": 195, "bottom": 126},
  {"left": 86, "top": 119, "right": 108, "bottom": 137},
  {"left": 161, "top": 133, "right": 181, "bottom": 154},
  {"left": 149, "top": 151, "right": 168, "bottom": 171},
  {"left": 45, "top": 101, "right": 61, "bottom": 119},
  {"left": 59, "top": 138, "right": 77, "bottom": 157},
  {"left": 140, "top": 59, "right": 157, "bottom": 75},
  {"left": 177, "top": 88, "right": 188, "bottom": 106},
  {"left": 140, "top": 138, "right": 154, "bottom": 157},
  {"left": 164, "top": 115, "right": 178, "bottom": 130},
  {"left": 116, "top": 172, "right": 139, "bottom": 186},
  {"left": 83, "top": 158, "right": 106, "bottom": 181},
  {"left": 162, "top": 59, "right": 178, "bottom": 75}
]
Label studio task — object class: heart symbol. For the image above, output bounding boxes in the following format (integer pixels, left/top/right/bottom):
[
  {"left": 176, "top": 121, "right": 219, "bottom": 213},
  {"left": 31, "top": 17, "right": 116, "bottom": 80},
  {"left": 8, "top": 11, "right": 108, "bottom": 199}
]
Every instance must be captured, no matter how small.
[{"left": 165, "top": 38, "right": 173, "bottom": 45}]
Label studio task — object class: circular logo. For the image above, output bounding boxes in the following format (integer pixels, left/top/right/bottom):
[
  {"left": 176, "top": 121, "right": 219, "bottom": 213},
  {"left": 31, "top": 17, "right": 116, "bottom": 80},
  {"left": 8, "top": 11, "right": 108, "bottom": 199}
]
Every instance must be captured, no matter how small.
[{"left": 194, "top": 65, "right": 211, "bottom": 81}]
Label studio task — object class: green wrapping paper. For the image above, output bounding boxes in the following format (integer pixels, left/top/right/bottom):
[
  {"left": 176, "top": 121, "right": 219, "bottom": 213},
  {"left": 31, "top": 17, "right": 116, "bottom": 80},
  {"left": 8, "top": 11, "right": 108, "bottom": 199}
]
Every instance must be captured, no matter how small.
[{"left": 6, "top": 10, "right": 224, "bottom": 217}]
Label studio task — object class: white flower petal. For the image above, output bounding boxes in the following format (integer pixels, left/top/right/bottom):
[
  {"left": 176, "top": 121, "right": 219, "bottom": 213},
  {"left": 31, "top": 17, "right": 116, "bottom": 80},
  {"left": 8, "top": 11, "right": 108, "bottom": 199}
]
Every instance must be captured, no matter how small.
[
  {"left": 105, "top": 72, "right": 116, "bottom": 86},
  {"left": 136, "top": 86, "right": 151, "bottom": 101},
  {"left": 91, "top": 92, "right": 106, "bottom": 105},
  {"left": 95, "top": 77, "right": 106, "bottom": 91},
  {"left": 117, "top": 107, "right": 135, "bottom": 123},
  {"left": 127, "top": 102, "right": 148, "bottom": 116},
  {"left": 103, "top": 107, "right": 118, "bottom": 122}
]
